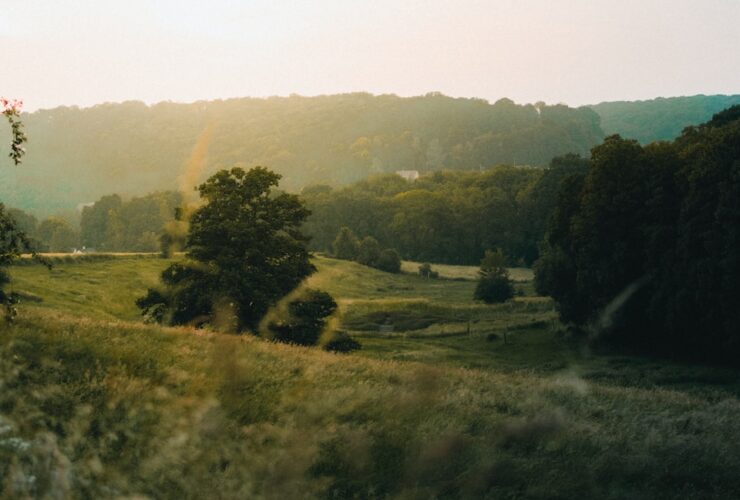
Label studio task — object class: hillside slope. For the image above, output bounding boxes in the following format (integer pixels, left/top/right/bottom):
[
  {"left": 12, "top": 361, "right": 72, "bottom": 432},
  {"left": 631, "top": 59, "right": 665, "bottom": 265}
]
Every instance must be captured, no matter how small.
[
  {"left": 0, "top": 93, "right": 603, "bottom": 215},
  {"left": 3, "top": 255, "right": 740, "bottom": 497},
  {"left": 590, "top": 94, "right": 740, "bottom": 143},
  {"left": 3, "top": 308, "right": 738, "bottom": 499}
]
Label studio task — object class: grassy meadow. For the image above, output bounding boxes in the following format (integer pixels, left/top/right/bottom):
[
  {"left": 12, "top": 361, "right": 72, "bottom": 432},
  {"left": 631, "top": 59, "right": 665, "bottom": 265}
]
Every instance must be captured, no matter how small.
[{"left": 2, "top": 255, "right": 740, "bottom": 498}]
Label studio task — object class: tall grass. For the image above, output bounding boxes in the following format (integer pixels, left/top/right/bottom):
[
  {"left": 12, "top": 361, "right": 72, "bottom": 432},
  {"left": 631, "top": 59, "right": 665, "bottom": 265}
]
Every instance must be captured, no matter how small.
[
  {"left": 2, "top": 310, "right": 740, "bottom": 498},
  {"left": 3, "top": 255, "right": 740, "bottom": 498}
]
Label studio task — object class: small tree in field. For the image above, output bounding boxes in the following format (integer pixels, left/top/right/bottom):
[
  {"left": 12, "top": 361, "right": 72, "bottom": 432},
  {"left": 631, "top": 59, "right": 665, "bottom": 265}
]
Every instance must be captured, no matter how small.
[
  {"left": 375, "top": 248, "right": 401, "bottom": 273},
  {"left": 356, "top": 236, "right": 381, "bottom": 267},
  {"left": 418, "top": 262, "right": 439, "bottom": 279},
  {"left": 332, "top": 226, "right": 359, "bottom": 260},
  {"left": 474, "top": 249, "right": 514, "bottom": 304},
  {"left": 137, "top": 166, "right": 315, "bottom": 331}
]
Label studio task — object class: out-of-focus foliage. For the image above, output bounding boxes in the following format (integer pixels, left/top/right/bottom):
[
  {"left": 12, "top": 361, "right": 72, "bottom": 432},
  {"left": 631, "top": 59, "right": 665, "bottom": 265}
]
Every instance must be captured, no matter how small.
[
  {"left": 0, "top": 94, "right": 604, "bottom": 214},
  {"left": 1, "top": 98, "right": 26, "bottom": 165},
  {"left": 304, "top": 159, "right": 590, "bottom": 266},
  {"left": 267, "top": 288, "right": 338, "bottom": 346},
  {"left": 535, "top": 106, "right": 740, "bottom": 364},
  {"left": 591, "top": 94, "right": 740, "bottom": 144}
]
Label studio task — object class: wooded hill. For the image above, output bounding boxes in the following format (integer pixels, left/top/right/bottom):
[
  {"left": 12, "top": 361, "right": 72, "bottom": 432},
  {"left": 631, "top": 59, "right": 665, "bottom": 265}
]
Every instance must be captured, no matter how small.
[
  {"left": 591, "top": 94, "right": 740, "bottom": 144},
  {"left": 4, "top": 93, "right": 738, "bottom": 217},
  {"left": 1, "top": 93, "right": 602, "bottom": 214}
]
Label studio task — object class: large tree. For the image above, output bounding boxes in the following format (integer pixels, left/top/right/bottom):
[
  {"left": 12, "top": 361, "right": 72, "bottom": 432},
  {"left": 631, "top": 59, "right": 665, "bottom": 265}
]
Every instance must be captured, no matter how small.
[
  {"left": 535, "top": 106, "right": 740, "bottom": 364},
  {"left": 137, "top": 166, "right": 315, "bottom": 331}
]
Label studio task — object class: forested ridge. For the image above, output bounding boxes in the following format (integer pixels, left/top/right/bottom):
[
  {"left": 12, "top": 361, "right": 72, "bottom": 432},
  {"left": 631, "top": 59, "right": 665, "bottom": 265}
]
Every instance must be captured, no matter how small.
[
  {"left": 4, "top": 93, "right": 737, "bottom": 219},
  {"left": 591, "top": 94, "right": 740, "bottom": 144},
  {"left": 0, "top": 93, "right": 602, "bottom": 215}
]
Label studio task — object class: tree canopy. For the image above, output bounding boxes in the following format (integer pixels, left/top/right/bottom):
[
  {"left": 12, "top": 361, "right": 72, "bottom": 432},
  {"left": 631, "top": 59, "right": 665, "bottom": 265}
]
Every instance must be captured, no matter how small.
[
  {"left": 302, "top": 159, "right": 590, "bottom": 266},
  {"left": 137, "top": 166, "right": 315, "bottom": 332},
  {"left": 590, "top": 94, "right": 740, "bottom": 144},
  {"left": 0, "top": 93, "right": 604, "bottom": 214},
  {"left": 535, "top": 106, "right": 740, "bottom": 364}
]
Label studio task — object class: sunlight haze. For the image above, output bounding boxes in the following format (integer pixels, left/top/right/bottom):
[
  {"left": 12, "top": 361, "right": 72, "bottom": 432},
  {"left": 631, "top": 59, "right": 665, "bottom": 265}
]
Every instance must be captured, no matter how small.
[{"left": 2, "top": 0, "right": 739, "bottom": 110}]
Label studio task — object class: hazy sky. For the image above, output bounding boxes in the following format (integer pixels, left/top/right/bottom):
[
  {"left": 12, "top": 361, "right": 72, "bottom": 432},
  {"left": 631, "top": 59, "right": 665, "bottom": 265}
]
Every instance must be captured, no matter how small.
[{"left": 1, "top": 0, "right": 739, "bottom": 111}]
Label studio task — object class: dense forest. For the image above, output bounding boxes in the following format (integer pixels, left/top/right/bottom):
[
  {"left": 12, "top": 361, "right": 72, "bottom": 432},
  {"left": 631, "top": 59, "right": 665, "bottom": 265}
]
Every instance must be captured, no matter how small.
[
  {"left": 0, "top": 93, "right": 603, "bottom": 215},
  {"left": 302, "top": 156, "right": 589, "bottom": 265},
  {"left": 536, "top": 105, "right": 740, "bottom": 364},
  {"left": 591, "top": 94, "right": 740, "bottom": 144},
  {"left": 7, "top": 191, "right": 182, "bottom": 252}
]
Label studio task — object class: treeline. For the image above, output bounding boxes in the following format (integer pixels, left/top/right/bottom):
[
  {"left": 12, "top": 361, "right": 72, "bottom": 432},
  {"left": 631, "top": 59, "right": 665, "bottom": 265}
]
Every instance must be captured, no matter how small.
[
  {"left": 302, "top": 157, "right": 589, "bottom": 266},
  {"left": 591, "top": 94, "right": 740, "bottom": 144},
  {"left": 0, "top": 93, "right": 603, "bottom": 214},
  {"left": 8, "top": 191, "right": 181, "bottom": 252},
  {"left": 535, "top": 106, "right": 740, "bottom": 365}
]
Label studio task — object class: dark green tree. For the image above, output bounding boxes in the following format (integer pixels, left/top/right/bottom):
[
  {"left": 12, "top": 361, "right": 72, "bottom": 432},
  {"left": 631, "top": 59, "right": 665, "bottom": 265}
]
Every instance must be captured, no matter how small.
[
  {"left": 332, "top": 226, "right": 360, "bottom": 260},
  {"left": 356, "top": 236, "right": 382, "bottom": 267},
  {"left": 0, "top": 204, "right": 42, "bottom": 319},
  {"left": 474, "top": 249, "right": 514, "bottom": 304},
  {"left": 37, "top": 217, "right": 79, "bottom": 252},
  {"left": 137, "top": 166, "right": 314, "bottom": 332},
  {"left": 535, "top": 106, "right": 740, "bottom": 364},
  {"left": 267, "top": 288, "right": 337, "bottom": 346},
  {"left": 80, "top": 194, "right": 122, "bottom": 249},
  {"left": 375, "top": 248, "right": 401, "bottom": 273}
]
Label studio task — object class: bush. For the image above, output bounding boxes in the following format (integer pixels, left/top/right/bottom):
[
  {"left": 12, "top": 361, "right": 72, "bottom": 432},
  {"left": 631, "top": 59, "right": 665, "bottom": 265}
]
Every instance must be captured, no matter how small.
[
  {"left": 356, "top": 236, "right": 382, "bottom": 267},
  {"left": 418, "top": 263, "right": 439, "bottom": 279},
  {"left": 268, "top": 289, "right": 338, "bottom": 346},
  {"left": 323, "top": 331, "right": 362, "bottom": 353},
  {"left": 375, "top": 248, "right": 401, "bottom": 273},
  {"left": 475, "top": 273, "right": 514, "bottom": 303}
]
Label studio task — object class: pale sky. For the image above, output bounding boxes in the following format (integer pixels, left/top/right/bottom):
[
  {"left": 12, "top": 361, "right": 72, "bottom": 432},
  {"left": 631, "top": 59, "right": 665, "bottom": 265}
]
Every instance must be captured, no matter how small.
[{"left": 1, "top": 0, "right": 739, "bottom": 111}]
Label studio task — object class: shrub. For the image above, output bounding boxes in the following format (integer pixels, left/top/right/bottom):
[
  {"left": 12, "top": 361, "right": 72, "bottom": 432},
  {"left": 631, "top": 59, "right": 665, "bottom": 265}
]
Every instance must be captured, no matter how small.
[
  {"left": 268, "top": 289, "right": 338, "bottom": 346},
  {"left": 375, "top": 248, "right": 401, "bottom": 273},
  {"left": 474, "top": 249, "right": 514, "bottom": 304},
  {"left": 475, "top": 273, "right": 514, "bottom": 303},
  {"left": 323, "top": 331, "right": 362, "bottom": 353},
  {"left": 418, "top": 263, "right": 439, "bottom": 279}
]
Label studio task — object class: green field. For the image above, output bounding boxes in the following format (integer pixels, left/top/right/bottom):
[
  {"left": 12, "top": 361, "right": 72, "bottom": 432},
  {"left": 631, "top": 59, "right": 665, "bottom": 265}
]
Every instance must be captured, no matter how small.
[{"left": 2, "top": 255, "right": 740, "bottom": 498}]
